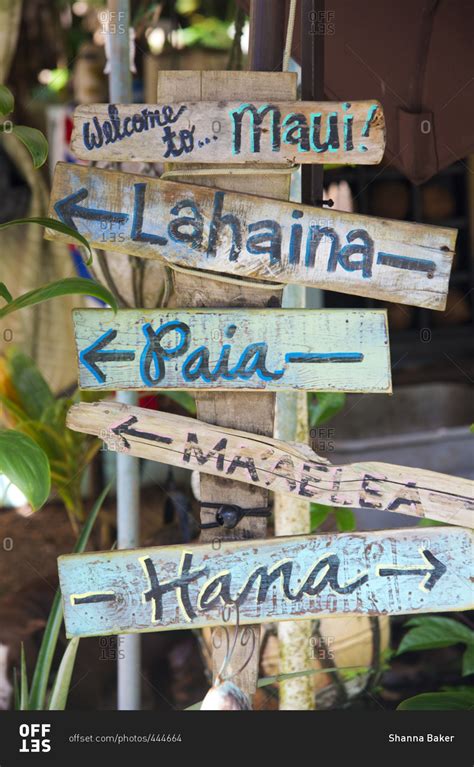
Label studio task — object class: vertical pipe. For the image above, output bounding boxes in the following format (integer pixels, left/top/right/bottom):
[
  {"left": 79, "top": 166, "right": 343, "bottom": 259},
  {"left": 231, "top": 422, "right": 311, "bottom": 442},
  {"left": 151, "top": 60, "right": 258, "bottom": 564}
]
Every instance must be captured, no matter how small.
[
  {"left": 106, "top": 0, "right": 141, "bottom": 710},
  {"left": 301, "top": 0, "right": 324, "bottom": 206},
  {"left": 248, "top": 0, "right": 286, "bottom": 71}
]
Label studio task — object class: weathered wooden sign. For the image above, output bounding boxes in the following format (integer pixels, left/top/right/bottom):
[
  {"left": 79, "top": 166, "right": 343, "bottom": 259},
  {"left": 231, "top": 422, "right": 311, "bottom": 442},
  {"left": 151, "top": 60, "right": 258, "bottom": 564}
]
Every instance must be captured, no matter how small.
[
  {"left": 67, "top": 402, "right": 474, "bottom": 529},
  {"left": 58, "top": 526, "right": 473, "bottom": 638},
  {"left": 72, "top": 308, "right": 391, "bottom": 393},
  {"left": 47, "top": 163, "right": 457, "bottom": 310},
  {"left": 70, "top": 100, "right": 385, "bottom": 165}
]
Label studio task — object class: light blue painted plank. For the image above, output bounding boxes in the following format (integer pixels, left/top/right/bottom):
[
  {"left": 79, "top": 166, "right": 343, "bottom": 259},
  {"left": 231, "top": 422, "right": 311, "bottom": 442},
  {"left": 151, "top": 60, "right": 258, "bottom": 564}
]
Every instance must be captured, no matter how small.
[
  {"left": 72, "top": 308, "right": 391, "bottom": 392},
  {"left": 58, "top": 527, "right": 474, "bottom": 638}
]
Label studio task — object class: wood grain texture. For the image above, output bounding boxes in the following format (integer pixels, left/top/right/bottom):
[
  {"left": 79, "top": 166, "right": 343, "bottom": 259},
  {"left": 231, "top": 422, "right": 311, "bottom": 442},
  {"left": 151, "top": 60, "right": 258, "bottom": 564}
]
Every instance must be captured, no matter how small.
[
  {"left": 72, "top": 307, "right": 391, "bottom": 393},
  {"left": 58, "top": 526, "right": 474, "bottom": 638},
  {"left": 158, "top": 70, "right": 297, "bottom": 695},
  {"left": 70, "top": 99, "right": 385, "bottom": 165},
  {"left": 47, "top": 162, "right": 456, "bottom": 310},
  {"left": 67, "top": 401, "right": 474, "bottom": 529}
]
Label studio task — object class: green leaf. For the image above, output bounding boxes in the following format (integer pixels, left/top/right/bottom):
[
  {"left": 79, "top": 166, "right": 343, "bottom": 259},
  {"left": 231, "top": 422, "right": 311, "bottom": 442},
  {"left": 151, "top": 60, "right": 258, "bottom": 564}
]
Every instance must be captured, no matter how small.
[
  {"left": 462, "top": 643, "right": 474, "bottom": 677},
  {"left": 9, "top": 125, "right": 48, "bottom": 168},
  {"left": 396, "top": 616, "right": 473, "bottom": 656},
  {"left": 0, "top": 217, "right": 93, "bottom": 262},
  {"left": 0, "top": 429, "right": 50, "bottom": 509},
  {"left": 28, "top": 485, "right": 110, "bottom": 710},
  {"left": 470, "top": 423, "right": 474, "bottom": 433},
  {"left": 20, "top": 644, "right": 29, "bottom": 710},
  {"left": 310, "top": 503, "right": 329, "bottom": 531},
  {"left": 335, "top": 508, "right": 356, "bottom": 532},
  {"left": 48, "top": 637, "right": 80, "bottom": 710},
  {"left": 398, "top": 690, "right": 474, "bottom": 710},
  {"left": 7, "top": 349, "right": 54, "bottom": 420},
  {"left": 162, "top": 391, "right": 196, "bottom": 415},
  {"left": 0, "top": 282, "right": 12, "bottom": 303},
  {"left": 308, "top": 392, "right": 346, "bottom": 427},
  {"left": 0, "top": 277, "right": 117, "bottom": 320},
  {"left": 0, "top": 84, "right": 14, "bottom": 116},
  {"left": 417, "top": 517, "right": 446, "bottom": 527}
]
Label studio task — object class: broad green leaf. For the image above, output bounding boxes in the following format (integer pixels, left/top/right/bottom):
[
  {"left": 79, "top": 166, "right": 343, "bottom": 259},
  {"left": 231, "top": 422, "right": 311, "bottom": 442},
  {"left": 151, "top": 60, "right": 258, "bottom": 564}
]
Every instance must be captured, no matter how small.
[
  {"left": 7, "top": 349, "right": 54, "bottom": 420},
  {"left": 470, "top": 423, "right": 474, "bottom": 433},
  {"left": 335, "top": 508, "right": 356, "bottom": 532},
  {"left": 29, "top": 485, "right": 110, "bottom": 710},
  {"left": 398, "top": 690, "right": 474, "bottom": 710},
  {"left": 48, "top": 637, "right": 80, "bottom": 710},
  {"left": 0, "top": 282, "right": 12, "bottom": 303},
  {"left": 462, "top": 643, "right": 474, "bottom": 677},
  {"left": 310, "top": 503, "right": 329, "bottom": 531},
  {"left": 308, "top": 391, "right": 346, "bottom": 427},
  {"left": 20, "top": 643, "right": 29, "bottom": 710},
  {"left": 0, "top": 277, "right": 117, "bottom": 320},
  {"left": 9, "top": 125, "right": 48, "bottom": 168},
  {"left": 0, "top": 85, "right": 14, "bottom": 116},
  {"left": 0, "top": 429, "right": 50, "bottom": 509},
  {"left": 396, "top": 616, "right": 473, "bottom": 656},
  {"left": 0, "top": 217, "right": 93, "bottom": 262}
]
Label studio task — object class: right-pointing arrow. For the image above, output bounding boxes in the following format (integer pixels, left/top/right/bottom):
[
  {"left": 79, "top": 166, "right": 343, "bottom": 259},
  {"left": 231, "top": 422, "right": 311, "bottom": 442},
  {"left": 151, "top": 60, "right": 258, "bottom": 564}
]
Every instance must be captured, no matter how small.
[{"left": 377, "top": 548, "right": 447, "bottom": 592}]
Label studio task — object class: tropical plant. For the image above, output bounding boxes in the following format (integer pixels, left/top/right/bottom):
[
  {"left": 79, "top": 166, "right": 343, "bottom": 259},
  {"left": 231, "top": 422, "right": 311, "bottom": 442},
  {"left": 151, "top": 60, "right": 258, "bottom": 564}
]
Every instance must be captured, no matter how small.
[
  {"left": 0, "top": 84, "right": 117, "bottom": 512},
  {"left": 396, "top": 616, "right": 474, "bottom": 710},
  {"left": 0, "top": 348, "right": 103, "bottom": 528},
  {"left": 14, "top": 486, "right": 109, "bottom": 710}
]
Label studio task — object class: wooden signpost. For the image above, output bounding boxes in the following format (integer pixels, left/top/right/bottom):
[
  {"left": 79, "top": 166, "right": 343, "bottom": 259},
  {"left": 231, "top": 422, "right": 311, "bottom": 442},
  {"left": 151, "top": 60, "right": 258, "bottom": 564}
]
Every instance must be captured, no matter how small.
[
  {"left": 67, "top": 401, "right": 474, "bottom": 529},
  {"left": 50, "top": 64, "right": 469, "bottom": 706},
  {"left": 72, "top": 307, "right": 391, "bottom": 392},
  {"left": 70, "top": 99, "right": 385, "bottom": 165},
  {"left": 47, "top": 162, "right": 457, "bottom": 310},
  {"left": 58, "top": 526, "right": 474, "bottom": 638}
]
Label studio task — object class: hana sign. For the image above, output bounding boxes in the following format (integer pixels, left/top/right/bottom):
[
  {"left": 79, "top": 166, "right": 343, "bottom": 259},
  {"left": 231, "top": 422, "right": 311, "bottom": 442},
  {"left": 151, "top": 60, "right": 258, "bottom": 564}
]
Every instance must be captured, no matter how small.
[
  {"left": 72, "top": 308, "right": 391, "bottom": 393},
  {"left": 58, "top": 527, "right": 474, "bottom": 638},
  {"left": 70, "top": 100, "right": 385, "bottom": 165},
  {"left": 48, "top": 163, "right": 456, "bottom": 310},
  {"left": 67, "top": 402, "right": 474, "bottom": 529}
]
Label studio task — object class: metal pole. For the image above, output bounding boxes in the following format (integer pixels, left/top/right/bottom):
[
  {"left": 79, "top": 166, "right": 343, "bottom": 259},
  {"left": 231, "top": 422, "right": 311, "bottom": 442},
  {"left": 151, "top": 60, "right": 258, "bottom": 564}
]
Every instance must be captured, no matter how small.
[
  {"left": 301, "top": 0, "right": 324, "bottom": 205},
  {"left": 106, "top": 0, "right": 141, "bottom": 710},
  {"left": 248, "top": 0, "right": 287, "bottom": 71}
]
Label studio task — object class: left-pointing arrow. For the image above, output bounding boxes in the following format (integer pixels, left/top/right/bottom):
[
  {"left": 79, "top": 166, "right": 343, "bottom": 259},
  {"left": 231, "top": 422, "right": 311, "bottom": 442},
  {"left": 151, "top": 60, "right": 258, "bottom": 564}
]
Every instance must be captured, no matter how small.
[
  {"left": 53, "top": 188, "right": 129, "bottom": 231},
  {"left": 80, "top": 329, "right": 136, "bottom": 384}
]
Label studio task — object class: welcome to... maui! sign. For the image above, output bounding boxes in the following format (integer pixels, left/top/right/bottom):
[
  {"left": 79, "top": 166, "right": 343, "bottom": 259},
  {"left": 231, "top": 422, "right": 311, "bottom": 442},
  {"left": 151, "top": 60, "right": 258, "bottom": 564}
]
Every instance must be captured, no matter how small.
[{"left": 70, "top": 99, "right": 385, "bottom": 164}]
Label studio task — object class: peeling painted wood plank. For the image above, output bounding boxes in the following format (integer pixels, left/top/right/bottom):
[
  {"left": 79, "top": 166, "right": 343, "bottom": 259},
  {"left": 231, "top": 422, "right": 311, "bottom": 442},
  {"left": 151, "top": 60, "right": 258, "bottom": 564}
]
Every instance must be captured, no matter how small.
[
  {"left": 70, "top": 100, "right": 385, "bottom": 165},
  {"left": 72, "top": 308, "right": 391, "bottom": 393},
  {"left": 47, "top": 162, "right": 456, "bottom": 310},
  {"left": 58, "top": 526, "right": 474, "bottom": 638},
  {"left": 67, "top": 401, "right": 474, "bottom": 529}
]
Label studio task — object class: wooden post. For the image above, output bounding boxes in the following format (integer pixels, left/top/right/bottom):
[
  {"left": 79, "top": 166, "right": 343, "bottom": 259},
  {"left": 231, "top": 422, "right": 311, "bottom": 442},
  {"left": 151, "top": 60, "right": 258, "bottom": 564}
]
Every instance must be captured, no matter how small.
[
  {"left": 275, "top": 0, "right": 325, "bottom": 712},
  {"left": 157, "top": 69, "right": 297, "bottom": 696}
]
